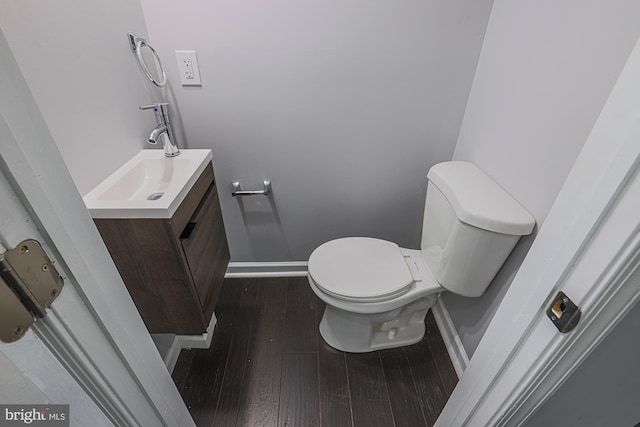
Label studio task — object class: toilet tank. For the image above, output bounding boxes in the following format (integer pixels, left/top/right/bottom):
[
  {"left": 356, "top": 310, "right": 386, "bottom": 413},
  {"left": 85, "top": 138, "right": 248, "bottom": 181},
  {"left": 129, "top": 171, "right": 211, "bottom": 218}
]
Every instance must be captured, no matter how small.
[{"left": 421, "top": 162, "right": 535, "bottom": 297}]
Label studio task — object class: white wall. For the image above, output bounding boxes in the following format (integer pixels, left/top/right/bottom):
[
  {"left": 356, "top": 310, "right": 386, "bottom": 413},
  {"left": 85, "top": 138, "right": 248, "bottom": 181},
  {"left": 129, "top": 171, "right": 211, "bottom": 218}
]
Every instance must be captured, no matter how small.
[
  {"left": 140, "top": 0, "right": 494, "bottom": 261},
  {"left": 0, "top": 1, "right": 161, "bottom": 195},
  {"left": 444, "top": 0, "right": 640, "bottom": 357}
]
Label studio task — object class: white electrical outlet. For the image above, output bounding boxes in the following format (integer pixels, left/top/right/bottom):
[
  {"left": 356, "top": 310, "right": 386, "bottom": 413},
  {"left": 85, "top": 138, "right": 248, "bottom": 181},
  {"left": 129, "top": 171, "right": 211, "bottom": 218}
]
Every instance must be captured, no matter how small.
[
  {"left": 182, "top": 59, "right": 194, "bottom": 79},
  {"left": 175, "top": 51, "right": 201, "bottom": 86}
]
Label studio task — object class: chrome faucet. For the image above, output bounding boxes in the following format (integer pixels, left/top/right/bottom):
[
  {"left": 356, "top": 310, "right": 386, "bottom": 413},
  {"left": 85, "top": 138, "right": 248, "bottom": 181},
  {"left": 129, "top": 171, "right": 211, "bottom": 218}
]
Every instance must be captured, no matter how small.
[{"left": 139, "top": 103, "right": 180, "bottom": 157}]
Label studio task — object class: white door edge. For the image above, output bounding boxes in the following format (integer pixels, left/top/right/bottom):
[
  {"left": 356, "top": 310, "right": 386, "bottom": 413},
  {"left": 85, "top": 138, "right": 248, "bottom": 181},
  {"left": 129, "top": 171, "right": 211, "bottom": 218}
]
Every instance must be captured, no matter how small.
[{"left": 436, "top": 36, "right": 640, "bottom": 427}]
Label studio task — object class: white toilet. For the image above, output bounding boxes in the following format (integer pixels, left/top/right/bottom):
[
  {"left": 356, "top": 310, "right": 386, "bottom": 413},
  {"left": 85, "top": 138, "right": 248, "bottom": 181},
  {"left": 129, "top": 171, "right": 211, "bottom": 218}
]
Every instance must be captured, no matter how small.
[{"left": 307, "top": 161, "right": 535, "bottom": 352}]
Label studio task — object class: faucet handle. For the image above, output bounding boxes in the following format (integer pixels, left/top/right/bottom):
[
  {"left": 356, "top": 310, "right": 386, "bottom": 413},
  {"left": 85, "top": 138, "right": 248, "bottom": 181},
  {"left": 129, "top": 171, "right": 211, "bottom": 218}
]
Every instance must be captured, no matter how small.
[
  {"left": 139, "top": 103, "right": 169, "bottom": 114},
  {"left": 139, "top": 104, "right": 160, "bottom": 112}
]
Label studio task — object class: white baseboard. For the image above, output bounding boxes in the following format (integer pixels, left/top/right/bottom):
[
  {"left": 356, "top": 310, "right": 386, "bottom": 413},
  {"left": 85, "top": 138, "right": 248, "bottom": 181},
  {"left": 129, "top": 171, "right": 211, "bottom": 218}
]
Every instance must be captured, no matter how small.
[
  {"left": 431, "top": 295, "right": 469, "bottom": 379},
  {"left": 155, "top": 313, "right": 218, "bottom": 374},
  {"left": 225, "top": 261, "right": 308, "bottom": 278},
  {"left": 176, "top": 312, "right": 217, "bottom": 351}
]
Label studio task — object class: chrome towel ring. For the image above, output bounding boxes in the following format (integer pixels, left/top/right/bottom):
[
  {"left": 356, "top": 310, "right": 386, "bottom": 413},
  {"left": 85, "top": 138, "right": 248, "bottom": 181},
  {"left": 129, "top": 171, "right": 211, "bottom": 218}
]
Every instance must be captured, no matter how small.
[{"left": 127, "top": 32, "right": 166, "bottom": 87}]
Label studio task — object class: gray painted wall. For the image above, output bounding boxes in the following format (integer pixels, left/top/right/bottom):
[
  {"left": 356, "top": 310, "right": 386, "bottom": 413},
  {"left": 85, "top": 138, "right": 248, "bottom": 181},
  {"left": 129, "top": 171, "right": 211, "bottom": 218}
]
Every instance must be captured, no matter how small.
[
  {"left": 444, "top": 0, "right": 640, "bottom": 358},
  {"left": 0, "top": 1, "right": 161, "bottom": 195},
  {"left": 140, "top": 0, "right": 494, "bottom": 261},
  {"left": 524, "top": 272, "right": 640, "bottom": 427}
]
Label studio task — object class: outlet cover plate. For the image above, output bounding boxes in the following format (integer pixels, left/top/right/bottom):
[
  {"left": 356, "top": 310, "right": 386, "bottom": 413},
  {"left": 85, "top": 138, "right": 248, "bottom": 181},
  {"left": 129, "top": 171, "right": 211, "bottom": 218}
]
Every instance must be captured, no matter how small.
[{"left": 175, "top": 50, "right": 202, "bottom": 86}]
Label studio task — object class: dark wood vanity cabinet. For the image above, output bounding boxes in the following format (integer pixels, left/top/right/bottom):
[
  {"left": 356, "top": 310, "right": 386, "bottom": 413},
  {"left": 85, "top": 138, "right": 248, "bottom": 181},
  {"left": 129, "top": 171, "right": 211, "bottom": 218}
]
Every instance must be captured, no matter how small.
[{"left": 94, "top": 164, "right": 230, "bottom": 334}]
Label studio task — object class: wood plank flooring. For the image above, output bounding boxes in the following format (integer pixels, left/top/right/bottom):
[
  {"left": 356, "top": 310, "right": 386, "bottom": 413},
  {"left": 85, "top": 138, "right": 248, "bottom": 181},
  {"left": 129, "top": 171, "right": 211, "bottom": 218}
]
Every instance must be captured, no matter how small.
[{"left": 172, "top": 278, "right": 458, "bottom": 427}]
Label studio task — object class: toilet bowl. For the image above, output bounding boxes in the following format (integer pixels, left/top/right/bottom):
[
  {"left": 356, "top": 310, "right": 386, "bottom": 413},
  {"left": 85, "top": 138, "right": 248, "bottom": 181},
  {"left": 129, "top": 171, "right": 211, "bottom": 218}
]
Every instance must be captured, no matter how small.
[
  {"left": 308, "top": 237, "right": 443, "bottom": 352},
  {"left": 308, "top": 161, "right": 536, "bottom": 353}
]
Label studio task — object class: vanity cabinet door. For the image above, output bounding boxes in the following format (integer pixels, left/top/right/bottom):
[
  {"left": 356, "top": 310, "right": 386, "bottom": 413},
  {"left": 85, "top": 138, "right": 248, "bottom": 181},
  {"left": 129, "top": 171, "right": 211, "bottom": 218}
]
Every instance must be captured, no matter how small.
[
  {"left": 180, "top": 183, "right": 230, "bottom": 322},
  {"left": 172, "top": 164, "right": 214, "bottom": 236},
  {"left": 94, "top": 218, "right": 207, "bottom": 334}
]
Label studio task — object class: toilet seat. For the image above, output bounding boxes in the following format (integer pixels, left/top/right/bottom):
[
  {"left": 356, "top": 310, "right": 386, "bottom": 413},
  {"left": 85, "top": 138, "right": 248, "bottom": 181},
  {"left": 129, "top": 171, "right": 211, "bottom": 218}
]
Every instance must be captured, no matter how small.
[{"left": 308, "top": 237, "right": 414, "bottom": 302}]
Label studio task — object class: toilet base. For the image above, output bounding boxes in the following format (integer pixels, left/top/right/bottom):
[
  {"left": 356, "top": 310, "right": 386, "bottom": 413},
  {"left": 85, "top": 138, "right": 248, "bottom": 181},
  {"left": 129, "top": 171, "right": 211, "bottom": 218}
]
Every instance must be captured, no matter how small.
[{"left": 318, "top": 296, "right": 437, "bottom": 353}]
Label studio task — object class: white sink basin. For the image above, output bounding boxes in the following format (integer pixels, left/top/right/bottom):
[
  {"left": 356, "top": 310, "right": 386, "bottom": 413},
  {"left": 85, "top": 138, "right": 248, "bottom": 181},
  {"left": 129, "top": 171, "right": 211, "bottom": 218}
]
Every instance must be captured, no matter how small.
[{"left": 83, "top": 149, "right": 213, "bottom": 219}]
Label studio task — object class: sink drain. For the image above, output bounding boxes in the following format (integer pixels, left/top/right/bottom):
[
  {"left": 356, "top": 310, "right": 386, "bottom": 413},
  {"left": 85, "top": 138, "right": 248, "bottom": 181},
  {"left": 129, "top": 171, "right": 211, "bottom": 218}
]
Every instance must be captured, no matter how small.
[{"left": 147, "top": 192, "right": 164, "bottom": 201}]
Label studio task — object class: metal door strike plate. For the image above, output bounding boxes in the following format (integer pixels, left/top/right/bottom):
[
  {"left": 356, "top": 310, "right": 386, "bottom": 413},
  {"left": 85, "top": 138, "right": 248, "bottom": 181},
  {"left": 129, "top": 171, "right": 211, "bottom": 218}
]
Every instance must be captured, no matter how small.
[
  {"left": 0, "top": 240, "right": 64, "bottom": 343},
  {"left": 546, "top": 291, "right": 581, "bottom": 333}
]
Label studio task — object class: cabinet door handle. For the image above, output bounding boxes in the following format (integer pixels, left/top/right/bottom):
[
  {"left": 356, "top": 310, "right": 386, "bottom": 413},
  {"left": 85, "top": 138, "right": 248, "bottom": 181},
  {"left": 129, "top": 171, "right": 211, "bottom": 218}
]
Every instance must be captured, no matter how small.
[{"left": 180, "top": 222, "right": 197, "bottom": 239}]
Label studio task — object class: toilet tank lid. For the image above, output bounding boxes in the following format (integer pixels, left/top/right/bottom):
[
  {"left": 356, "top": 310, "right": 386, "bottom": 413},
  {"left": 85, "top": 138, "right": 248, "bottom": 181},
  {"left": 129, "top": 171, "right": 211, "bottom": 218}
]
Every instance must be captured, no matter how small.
[{"left": 427, "top": 162, "right": 535, "bottom": 236}]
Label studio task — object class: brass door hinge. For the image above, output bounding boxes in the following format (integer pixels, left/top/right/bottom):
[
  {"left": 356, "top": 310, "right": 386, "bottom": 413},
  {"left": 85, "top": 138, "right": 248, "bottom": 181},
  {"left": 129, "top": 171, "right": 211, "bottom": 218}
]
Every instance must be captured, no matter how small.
[{"left": 0, "top": 240, "right": 64, "bottom": 343}]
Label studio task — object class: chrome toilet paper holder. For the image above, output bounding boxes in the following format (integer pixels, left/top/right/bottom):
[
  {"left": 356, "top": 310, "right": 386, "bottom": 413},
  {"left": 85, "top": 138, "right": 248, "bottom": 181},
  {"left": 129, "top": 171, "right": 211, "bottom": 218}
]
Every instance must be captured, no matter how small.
[{"left": 232, "top": 180, "right": 271, "bottom": 196}]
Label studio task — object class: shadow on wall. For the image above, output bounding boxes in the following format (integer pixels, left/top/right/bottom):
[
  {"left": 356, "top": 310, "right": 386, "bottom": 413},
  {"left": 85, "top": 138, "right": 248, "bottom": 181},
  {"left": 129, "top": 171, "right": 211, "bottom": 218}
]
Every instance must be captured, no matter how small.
[
  {"left": 442, "top": 230, "right": 537, "bottom": 358},
  {"left": 235, "top": 187, "right": 292, "bottom": 260}
]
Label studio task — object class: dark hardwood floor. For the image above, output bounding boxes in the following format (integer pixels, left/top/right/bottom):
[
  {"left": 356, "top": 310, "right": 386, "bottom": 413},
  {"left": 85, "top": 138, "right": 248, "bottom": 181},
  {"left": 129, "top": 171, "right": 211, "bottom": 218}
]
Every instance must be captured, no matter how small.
[{"left": 172, "top": 278, "right": 458, "bottom": 427}]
